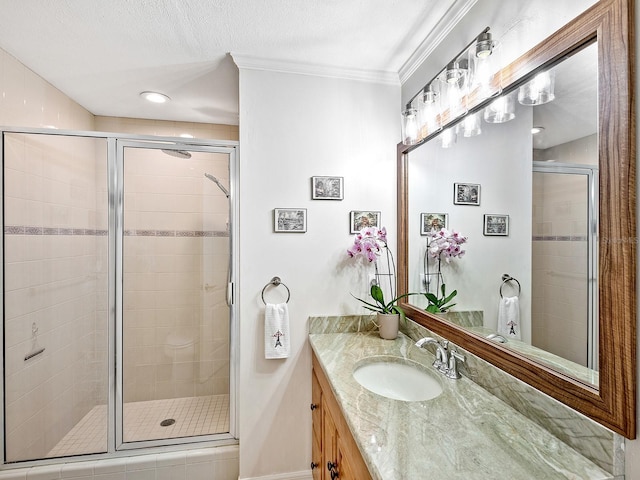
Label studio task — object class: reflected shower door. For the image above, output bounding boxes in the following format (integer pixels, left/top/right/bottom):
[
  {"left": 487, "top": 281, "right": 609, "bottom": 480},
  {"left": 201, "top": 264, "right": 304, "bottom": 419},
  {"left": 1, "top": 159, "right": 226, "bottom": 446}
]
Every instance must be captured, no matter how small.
[
  {"left": 118, "top": 142, "right": 233, "bottom": 446},
  {"left": 531, "top": 165, "right": 598, "bottom": 369},
  {"left": 2, "top": 132, "right": 109, "bottom": 462}
]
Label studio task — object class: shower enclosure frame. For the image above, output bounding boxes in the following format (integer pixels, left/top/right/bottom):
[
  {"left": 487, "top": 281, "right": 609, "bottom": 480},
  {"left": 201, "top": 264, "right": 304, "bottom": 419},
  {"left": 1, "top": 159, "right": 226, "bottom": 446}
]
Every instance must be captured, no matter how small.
[
  {"left": 532, "top": 161, "right": 599, "bottom": 371},
  {"left": 0, "top": 127, "right": 240, "bottom": 466}
]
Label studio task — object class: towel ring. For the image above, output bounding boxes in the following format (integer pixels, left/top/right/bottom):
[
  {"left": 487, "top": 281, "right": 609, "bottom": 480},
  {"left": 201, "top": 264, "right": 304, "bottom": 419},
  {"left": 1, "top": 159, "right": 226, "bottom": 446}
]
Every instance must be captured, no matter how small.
[
  {"left": 261, "top": 276, "right": 291, "bottom": 304},
  {"left": 500, "top": 274, "right": 521, "bottom": 298}
]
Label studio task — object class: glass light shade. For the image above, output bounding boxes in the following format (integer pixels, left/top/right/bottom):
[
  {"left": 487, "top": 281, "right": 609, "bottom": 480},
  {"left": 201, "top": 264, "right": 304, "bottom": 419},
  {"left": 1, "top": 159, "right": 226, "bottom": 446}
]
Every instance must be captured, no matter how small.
[
  {"left": 440, "top": 62, "right": 469, "bottom": 122},
  {"left": 462, "top": 112, "right": 482, "bottom": 137},
  {"left": 484, "top": 93, "right": 516, "bottom": 123},
  {"left": 401, "top": 107, "right": 420, "bottom": 145},
  {"left": 419, "top": 85, "right": 441, "bottom": 136},
  {"left": 468, "top": 39, "right": 502, "bottom": 101},
  {"left": 518, "top": 70, "right": 556, "bottom": 105},
  {"left": 440, "top": 126, "right": 458, "bottom": 148}
]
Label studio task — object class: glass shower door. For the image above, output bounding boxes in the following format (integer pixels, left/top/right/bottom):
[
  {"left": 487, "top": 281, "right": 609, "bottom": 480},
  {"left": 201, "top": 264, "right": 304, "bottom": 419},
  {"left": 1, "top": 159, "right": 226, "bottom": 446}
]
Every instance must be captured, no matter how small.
[
  {"left": 531, "top": 165, "right": 598, "bottom": 369},
  {"left": 2, "top": 132, "right": 110, "bottom": 462},
  {"left": 117, "top": 141, "right": 234, "bottom": 447}
]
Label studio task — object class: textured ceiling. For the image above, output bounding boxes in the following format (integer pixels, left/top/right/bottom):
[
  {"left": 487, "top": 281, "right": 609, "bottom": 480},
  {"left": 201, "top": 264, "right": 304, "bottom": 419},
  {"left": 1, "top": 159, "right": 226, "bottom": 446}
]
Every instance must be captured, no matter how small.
[{"left": 0, "top": 0, "right": 469, "bottom": 125}]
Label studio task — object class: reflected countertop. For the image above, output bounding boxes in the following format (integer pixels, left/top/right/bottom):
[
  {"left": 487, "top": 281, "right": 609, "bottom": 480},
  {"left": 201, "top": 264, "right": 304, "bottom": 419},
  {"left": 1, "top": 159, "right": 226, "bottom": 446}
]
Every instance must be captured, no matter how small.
[{"left": 309, "top": 331, "right": 610, "bottom": 480}]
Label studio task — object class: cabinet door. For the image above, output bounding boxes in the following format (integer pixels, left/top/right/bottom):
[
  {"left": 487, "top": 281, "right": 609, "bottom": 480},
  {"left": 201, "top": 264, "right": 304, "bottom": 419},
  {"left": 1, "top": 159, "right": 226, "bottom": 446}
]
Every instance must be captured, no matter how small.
[
  {"left": 337, "top": 438, "right": 356, "bottom": 480},
  {"left": 322, "top": 400, "right": 338, "bottom": 480}
]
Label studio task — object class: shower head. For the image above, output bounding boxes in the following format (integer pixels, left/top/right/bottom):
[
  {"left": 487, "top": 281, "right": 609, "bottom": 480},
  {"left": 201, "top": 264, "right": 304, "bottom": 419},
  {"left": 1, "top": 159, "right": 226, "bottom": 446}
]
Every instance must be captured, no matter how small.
[
  {"left": 161, "top": 149, "right": 192, "bottom": 159},
  {"left": 204, "top": 173, "right": 230, "bottom": 198}
]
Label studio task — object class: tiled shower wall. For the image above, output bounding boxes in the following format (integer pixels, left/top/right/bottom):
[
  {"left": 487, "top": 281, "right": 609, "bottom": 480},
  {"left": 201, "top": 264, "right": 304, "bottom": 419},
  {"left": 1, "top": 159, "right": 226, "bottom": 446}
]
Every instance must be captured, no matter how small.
[{"left": 531, "top": 134, "right": 597, "bottom": 367}]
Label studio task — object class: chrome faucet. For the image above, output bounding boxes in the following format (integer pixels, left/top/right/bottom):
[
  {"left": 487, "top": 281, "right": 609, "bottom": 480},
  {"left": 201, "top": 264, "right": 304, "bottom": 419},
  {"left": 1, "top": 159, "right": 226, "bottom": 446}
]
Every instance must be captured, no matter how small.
[{"left": 415, "top": 337, "right": 465, "bottom": 379}]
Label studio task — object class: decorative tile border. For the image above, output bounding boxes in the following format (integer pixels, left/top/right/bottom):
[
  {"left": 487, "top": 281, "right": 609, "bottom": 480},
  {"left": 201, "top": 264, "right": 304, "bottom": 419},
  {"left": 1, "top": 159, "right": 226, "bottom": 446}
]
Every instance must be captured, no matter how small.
[
  {"left": 4, "top": 226, "right": 228, "bottom": 237},
  {"left": 532, "top": 235, "right": 588, "bottom": 241}
]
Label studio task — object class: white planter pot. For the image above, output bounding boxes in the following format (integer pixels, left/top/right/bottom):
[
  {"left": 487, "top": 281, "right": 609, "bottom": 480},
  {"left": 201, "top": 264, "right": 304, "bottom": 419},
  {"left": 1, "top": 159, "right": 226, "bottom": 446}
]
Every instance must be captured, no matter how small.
[{"left": 377, "top": 313, "right": 399, "bottom": 340}]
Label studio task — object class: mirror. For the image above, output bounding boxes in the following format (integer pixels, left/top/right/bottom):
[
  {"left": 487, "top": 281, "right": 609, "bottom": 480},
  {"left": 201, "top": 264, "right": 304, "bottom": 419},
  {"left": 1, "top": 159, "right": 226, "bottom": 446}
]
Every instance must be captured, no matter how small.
[
  {"left": 406, "top": 43, "right": 599, "bottom": 388},
  {"left": 397, "top": 0, "right": 636, "bottom": 438}
]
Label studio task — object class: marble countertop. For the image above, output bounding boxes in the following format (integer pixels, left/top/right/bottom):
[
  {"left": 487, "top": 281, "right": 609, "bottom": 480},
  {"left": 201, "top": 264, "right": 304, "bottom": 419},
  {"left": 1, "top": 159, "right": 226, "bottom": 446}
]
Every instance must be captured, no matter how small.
[{"left": 309, "top": 331, "right": 611, "bottom": 480}]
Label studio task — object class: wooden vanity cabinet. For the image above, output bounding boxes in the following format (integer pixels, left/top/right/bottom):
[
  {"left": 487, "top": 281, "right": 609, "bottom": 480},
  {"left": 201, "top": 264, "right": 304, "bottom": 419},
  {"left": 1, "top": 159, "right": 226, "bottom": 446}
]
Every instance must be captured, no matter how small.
[{"left": 311, "top": 353, "right": 372, "bottom": 480}]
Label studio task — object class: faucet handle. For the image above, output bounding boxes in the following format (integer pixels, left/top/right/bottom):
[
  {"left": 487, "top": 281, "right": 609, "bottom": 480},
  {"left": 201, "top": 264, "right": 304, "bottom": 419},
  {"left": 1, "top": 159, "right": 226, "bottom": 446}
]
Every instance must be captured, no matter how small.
[
  {"left": 447, "top": 349, "right": 465, "bottom": 379},
  {"left": 441, "top": 339, "right": 449, "bottom": 350}
]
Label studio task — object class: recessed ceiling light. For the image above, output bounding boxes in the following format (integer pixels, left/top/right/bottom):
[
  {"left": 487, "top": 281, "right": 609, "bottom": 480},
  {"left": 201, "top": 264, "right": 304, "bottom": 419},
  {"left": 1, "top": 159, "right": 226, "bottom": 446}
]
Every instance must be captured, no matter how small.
[
  {"left": 140, "top": 91, "right": 171, "bottom": 103},
  {"left": 531, "top": 126, "right": 545, "bottom": 134},
  {"left": 180, "top": 133, "right": 194, "bottom": 138}
]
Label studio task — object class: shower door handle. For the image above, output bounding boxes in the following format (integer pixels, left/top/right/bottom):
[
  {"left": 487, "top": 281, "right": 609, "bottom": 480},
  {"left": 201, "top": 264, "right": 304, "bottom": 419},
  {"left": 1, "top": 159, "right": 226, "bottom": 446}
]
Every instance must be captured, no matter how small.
[{"left": 227, "top": 282, "right": 234, "bottom": 306}]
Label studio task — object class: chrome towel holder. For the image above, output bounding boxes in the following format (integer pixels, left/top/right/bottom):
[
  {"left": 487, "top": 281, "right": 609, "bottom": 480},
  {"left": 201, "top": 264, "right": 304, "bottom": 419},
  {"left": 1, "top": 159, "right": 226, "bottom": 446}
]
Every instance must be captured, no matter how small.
[
  {"left": 500, "top": 274, "right": 521, "bottom": 298},
  {"left": 261, "top": 276, "right": 291, "bottom": 304}
]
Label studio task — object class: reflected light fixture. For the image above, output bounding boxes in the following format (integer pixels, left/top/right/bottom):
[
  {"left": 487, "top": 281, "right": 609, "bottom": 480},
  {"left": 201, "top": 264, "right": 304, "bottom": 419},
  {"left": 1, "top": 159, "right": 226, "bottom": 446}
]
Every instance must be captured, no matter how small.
[
  {"left": 140, "top": 91, "right": 171, "bottom": 103},
  {"left": 484, "top": 93, "right": 516, "bottom": 123},
  {"left": 531, "top": 126, "right": 545, "bottom": 134},
  {"left": 440, "top": 126, "right": 458, "bottom": 148},
  {"left": 518, "top": 70, "right": 555, "bottom": 105},
  {"left": 462, "top": 112, "right": 482, "bottom": 137}
]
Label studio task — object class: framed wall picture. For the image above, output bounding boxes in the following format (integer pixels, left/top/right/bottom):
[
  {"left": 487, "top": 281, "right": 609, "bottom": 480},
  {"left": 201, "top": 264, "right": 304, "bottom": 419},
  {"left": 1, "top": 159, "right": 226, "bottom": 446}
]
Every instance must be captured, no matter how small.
[
  {"left": 483, "top": 214, "right": 509, "bottom": 236},
  {"left": 350, "top": 210, "right": 380, "bottom": 233},
  {"left": 274, "top": 208, "right": 307, "bottom": 233},
  {"left": 453, "top": 182, "right": 481, "bottom": 206},
  {"left": 420, "top": 213, "right": 448, "bottom": 235},
  {"left": 311, "top": 176, "right": 344, "bottom": 200}
]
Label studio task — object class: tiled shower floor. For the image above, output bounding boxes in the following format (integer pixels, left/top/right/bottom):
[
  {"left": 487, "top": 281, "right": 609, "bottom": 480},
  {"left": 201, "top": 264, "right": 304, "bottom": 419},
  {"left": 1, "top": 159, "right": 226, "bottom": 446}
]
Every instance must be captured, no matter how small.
[{"left": 47, "top": 394, "right": 230, "bottom": 457}]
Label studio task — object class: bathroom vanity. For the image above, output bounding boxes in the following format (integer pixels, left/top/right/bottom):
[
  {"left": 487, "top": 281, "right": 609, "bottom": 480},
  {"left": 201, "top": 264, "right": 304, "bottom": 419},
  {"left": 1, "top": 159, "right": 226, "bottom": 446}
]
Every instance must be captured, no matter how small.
[{"left": 309, "top": 329, "right": 612, "bottom": 479}]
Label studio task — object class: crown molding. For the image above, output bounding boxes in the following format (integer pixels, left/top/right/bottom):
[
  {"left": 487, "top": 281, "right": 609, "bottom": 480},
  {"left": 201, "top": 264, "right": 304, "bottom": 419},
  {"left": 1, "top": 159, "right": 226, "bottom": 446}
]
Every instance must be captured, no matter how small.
[
  {"left": 231, "top": 53, "right": 400, "bottom": 86},
  {"left": 398, "top": 0, "right": 478, "bottom": 85}
]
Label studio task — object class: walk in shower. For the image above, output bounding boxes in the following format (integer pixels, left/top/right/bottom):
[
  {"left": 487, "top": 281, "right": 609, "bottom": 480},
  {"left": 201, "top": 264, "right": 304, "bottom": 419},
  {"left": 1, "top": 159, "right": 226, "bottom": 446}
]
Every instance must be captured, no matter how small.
[{"left": 1, "top": 128, "right": 238, "bottom": 464}]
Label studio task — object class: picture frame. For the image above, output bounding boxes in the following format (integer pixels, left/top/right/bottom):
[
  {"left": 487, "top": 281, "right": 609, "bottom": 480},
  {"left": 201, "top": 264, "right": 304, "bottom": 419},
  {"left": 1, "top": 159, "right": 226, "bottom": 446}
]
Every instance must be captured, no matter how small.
[
  {"left": 483, "top": 214, "right": 509, "bottom": 236},
  {"left": 311, "top": 176, "right": 344, "bottom": 200},
  {"left": 350, "top": 210, "right": 380, "bottom": 233},
  {"left": 420, "top": 213, "right": 448, "bottom": 235},
  {"left": 453, "top": 182, "right": 481, "bottom": 206},
  {"left": 274, "top": 208, "right": 307, "bottom": 233}
]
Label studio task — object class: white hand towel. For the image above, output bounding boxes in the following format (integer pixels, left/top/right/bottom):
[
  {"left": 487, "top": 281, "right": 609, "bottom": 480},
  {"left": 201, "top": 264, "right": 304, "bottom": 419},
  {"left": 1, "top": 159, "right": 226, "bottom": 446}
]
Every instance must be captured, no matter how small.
[
  {"left": 498, "top": 296, "right": 521, "bottom": 340},
  {"left": 265, "top": 303, "right": 290, "bottom": 359}
]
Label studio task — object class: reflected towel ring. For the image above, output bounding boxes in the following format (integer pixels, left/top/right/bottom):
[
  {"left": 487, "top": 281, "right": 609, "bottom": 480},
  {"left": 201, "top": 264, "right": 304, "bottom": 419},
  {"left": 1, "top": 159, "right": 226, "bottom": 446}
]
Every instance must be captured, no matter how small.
[
  {"left": 261, "top": 276, "right": 291, "bottom": 304},
  {"left": 500, "top": 274, "right": 521, "bottom": 298}
]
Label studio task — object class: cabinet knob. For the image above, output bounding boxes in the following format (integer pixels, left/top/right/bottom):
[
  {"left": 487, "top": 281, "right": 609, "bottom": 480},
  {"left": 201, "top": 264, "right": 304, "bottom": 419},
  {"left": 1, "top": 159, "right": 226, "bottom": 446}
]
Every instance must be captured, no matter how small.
[
  {"left": 327, "top": 461, "right": 337, "bottom": 471},
  {"left": 310, "top": 403, "right": 319, "bottom": 411},
  {"left": 310, "top": 462, "right": 318, "bottom": 470}
]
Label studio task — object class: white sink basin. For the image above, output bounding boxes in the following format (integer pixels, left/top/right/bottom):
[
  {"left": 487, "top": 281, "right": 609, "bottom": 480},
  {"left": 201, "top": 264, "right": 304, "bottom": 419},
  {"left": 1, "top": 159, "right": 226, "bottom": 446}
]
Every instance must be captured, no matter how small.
[{"left": 353, "top": 357, "right": 443, "bottom": 402}]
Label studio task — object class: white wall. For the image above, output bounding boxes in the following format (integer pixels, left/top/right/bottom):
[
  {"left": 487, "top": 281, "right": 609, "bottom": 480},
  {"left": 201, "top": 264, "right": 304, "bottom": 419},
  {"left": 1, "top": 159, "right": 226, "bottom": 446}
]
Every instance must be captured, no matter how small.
[{"left": 237, "top": 67, "right": 399, "bottom": 478}]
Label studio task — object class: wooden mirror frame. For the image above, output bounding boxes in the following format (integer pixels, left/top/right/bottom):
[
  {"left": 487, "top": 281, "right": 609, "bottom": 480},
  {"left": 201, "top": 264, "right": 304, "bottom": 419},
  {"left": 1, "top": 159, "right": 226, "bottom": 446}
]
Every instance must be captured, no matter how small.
[{"left": 397, "top": 0, "right": 636, "bottom": 438}]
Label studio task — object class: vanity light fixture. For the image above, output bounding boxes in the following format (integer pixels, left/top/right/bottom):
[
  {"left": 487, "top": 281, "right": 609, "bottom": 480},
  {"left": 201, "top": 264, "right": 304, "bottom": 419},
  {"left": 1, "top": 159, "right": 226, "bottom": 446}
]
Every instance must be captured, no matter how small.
[
  {"left": 401, "top": 27, "right": 499, "bottom": 145},
  {"left": 475, "top": 32, "right": 494, "bottom": 58},
  {"left": 139, "top": 91, "right": 171, "bottom": 104},
  {"left": 420, "top": 84, "right": 441, "bottom": 136},
  {"left": 401, "top": 107, "right": 420, "bottom": 145}
]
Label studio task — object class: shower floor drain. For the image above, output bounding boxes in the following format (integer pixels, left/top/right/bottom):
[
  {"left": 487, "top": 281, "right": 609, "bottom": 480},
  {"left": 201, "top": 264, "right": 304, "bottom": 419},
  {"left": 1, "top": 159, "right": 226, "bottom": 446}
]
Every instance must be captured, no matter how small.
[{"left": 160, "top": 418, "right": 176, "bottom": 427}]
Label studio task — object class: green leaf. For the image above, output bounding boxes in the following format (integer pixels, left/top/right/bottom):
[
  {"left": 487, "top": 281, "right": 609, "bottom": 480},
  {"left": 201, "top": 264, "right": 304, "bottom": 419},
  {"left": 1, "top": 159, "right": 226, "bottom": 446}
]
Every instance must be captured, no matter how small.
[{"left": 370, "top": 284, "right": 385, "bottom": 304}]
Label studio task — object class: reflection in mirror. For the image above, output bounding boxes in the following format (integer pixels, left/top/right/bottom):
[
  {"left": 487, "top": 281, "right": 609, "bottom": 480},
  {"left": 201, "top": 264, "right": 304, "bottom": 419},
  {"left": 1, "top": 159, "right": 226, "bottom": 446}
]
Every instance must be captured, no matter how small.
[{"left": 406, "top": 42, "right": 598, "bottom": 387}]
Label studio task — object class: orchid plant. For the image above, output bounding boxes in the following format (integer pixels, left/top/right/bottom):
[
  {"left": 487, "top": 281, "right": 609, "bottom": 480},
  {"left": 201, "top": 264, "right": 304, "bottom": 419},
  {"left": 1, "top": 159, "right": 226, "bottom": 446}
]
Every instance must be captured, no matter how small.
[
  {"left": 347, "top": 226, "right": 410, "bottom": 316},
  {"left": 423, "top": 227, "right": 468, "bottom": 313}
]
